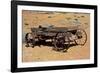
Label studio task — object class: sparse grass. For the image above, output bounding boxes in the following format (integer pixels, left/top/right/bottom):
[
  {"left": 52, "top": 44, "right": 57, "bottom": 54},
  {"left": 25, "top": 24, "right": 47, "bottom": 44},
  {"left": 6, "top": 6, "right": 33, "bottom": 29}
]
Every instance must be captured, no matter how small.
[
  {"left": 25, "top": 23, "right": 29, "bottom": 25},
  {"left": 48, "top": 16, "right": 52, "bottom": 18},
  {"left": 84, "top": 23, "right": 88, "bottom": 25},
  {"left": 66, "top": 17, "right": 71, "bottom": 20},
  {"left": 81, "top": 16, "right": 85, "bottom": 18},
  {"left": 74, "top": 15, "right": 76, "bottom": 17},
  {"left": 74, "top": 19, "right": 78, "bottom": 21}
]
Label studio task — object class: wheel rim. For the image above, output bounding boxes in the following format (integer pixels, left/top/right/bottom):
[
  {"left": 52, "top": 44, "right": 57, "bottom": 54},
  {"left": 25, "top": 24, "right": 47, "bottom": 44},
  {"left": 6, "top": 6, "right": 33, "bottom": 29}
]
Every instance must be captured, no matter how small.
[
  {"left": 29, "top": 32, "right": 36, "bottom": 47},
  {"left": 75, "top": 29, "right": 87, "bottom": 46},
  {"left": 53, "top": 33, "right": 65, "bottom": 49}
]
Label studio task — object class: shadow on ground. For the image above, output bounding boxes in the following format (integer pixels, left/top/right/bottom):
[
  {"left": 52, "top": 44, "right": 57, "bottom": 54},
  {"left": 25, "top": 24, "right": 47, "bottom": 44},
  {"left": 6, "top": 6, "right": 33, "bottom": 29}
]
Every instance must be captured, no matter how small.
[{"left": 25, "top": 41, "right": 77, "bottom": 52}]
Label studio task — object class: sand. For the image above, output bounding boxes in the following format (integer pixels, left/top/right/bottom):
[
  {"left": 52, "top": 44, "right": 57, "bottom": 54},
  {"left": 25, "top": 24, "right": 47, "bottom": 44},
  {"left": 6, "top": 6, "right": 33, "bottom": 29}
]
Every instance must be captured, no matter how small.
[{"left": 22, "top": 10, "right": 90, "bottom": 62}]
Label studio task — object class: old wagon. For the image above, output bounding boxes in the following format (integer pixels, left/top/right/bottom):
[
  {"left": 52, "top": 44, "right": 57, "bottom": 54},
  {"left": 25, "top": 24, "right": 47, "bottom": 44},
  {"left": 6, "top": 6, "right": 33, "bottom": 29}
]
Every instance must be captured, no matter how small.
[{"left": 25, "top": 25, "right": 87, "bottom": 52}]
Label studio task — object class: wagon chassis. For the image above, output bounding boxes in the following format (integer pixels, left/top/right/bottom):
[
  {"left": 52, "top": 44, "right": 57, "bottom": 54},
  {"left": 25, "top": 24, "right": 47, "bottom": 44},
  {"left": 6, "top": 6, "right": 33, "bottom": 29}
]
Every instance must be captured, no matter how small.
[{"left": 25, "top": 26, "right": 87, "bottom": 52}]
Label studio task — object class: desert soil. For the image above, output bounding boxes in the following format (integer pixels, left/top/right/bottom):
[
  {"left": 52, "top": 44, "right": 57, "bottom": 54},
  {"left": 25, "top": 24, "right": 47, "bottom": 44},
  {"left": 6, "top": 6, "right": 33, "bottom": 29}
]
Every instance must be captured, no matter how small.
[{"left": 22, "top": 10, "right": 90, "bottom": 62}]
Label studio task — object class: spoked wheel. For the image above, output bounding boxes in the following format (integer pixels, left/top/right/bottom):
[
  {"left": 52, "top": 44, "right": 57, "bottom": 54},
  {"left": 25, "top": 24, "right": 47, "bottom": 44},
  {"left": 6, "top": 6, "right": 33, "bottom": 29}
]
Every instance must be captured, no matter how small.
[
  {"left": 31, "top": 32, "right": 37, "bottom": 47},
  {"left": 53, "top": 33, "right": 66, "bottom": 51},
  {"left": 75, "top": 29, "right": 87, "bottom": 46},
  {"left": 25, "top": 32, "right": 36, "bottom": 48}
]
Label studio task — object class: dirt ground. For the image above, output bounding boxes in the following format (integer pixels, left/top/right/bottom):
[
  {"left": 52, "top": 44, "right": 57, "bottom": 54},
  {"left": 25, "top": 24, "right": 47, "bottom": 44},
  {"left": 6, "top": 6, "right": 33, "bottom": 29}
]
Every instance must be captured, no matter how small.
[{"left": 22, "top": 10, "right": 90, "bottom": 62}]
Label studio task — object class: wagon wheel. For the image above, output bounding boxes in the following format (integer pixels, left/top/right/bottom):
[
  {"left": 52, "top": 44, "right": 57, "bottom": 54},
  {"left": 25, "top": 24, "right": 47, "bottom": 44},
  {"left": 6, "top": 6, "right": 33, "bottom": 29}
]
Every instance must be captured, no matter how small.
[
  {"left": 75, "top": 29, "right": 87, "bottom": 46},
  {"left": 53, "top": 33, "right": 66, "bottom": 50},
  {"left": 31, "top": 32, "right": 36, "bottom": 47}
]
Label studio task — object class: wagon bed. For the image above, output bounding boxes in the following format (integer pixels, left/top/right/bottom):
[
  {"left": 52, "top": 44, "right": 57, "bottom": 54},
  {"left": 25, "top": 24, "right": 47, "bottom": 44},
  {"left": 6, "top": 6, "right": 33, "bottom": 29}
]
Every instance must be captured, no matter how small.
[{"left": 25, "top": 25, "right": 87, "bottom": 51}]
